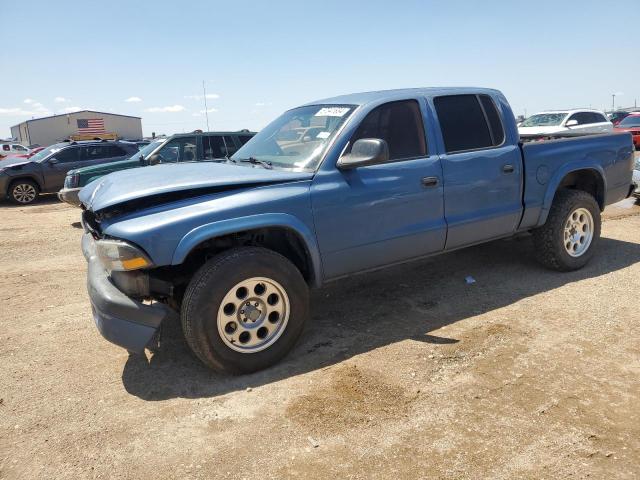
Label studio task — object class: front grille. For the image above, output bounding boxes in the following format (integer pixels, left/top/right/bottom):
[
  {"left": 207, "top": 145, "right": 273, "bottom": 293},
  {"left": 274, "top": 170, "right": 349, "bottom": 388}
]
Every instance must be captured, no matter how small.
[{"left": 82, "top": 210, "right": 101, "bottom": 237}]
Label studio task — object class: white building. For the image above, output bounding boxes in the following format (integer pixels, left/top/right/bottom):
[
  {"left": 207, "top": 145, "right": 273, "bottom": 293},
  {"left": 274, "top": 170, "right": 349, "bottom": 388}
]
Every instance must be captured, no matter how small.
[{"left": 10, "top": 110, "right": 143, "bottom": 147}]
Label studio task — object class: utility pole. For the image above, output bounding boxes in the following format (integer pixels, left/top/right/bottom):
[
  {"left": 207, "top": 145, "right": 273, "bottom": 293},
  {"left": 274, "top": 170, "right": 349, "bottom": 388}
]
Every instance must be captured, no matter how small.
[
  {"left": 611, "top": 93, "right": 616, "bottom": 112},
  {"left": 202, "top": 80, "right": 210, "bottom": 132}
]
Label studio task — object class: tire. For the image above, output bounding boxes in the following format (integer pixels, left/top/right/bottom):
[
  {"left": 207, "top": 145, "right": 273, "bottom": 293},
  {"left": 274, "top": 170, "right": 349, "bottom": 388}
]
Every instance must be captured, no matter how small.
[
  {"left": 533, "top": 189, "right": 601, "bottom": 271},
  {"left": 181, "top": 247, "right": 309, "bottom": 374},
  {"left": 8, "top": 179, "right": 39, "bottom": 205}
]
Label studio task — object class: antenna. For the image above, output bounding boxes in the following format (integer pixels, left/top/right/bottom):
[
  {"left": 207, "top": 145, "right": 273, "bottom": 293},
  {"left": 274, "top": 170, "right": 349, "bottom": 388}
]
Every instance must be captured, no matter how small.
[{"left": 202, "top": 80, "right": 210, "bottom": 132}]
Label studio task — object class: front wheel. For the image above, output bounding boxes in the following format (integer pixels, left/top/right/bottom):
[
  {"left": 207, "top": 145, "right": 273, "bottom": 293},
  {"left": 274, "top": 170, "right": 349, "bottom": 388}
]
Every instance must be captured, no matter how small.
[
  {"left": 533, "top": 189, "right": 601, "bottom": 271},
  {"left": 181, "top": 247, "right": 309, "bottom": 374},
  {"left": 9, "top": 179, "right": 39, "bottom": 205}
]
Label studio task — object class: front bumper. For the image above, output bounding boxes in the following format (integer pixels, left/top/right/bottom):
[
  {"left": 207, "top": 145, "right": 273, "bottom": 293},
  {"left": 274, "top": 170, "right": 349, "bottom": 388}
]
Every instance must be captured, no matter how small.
[
  {"left": 58, "top": 187, "right": 82, "bottom": 207},
  {"left": 82, "top": 233, "right": 176, "bottom": 353}
]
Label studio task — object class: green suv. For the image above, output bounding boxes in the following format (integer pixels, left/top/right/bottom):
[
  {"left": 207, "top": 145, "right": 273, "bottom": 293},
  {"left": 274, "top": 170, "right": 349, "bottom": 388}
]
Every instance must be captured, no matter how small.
[{"left": 58, "top": 130, "right": 255, "bottom": 206}]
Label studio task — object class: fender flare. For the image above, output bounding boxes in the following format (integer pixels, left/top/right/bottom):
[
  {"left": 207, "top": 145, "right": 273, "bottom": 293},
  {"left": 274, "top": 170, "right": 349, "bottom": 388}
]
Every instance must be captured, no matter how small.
[
  {"left": 538, "top": 163, "right": 607, "bottom": 226},
  {"left": 171, "top": 213, "right": 324, "bottom": 287},
  {"left": 7, "top": 174, "right": 44, "bottom": 191}
]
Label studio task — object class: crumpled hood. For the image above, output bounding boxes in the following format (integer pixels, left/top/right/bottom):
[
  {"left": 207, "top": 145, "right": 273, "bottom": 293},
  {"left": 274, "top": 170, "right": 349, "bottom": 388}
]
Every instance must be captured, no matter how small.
[
  {"left": 79, "top": 161, "right": 314, "bottom": 212},
  {"left": 518, "top": 126, "right": 567, "bottom": 136}
]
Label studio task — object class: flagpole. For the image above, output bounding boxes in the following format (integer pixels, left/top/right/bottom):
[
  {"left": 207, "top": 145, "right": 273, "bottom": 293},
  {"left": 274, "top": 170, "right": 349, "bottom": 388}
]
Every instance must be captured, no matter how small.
[{"left": 202, "top": 80, "right": 210, "bottom": 132}]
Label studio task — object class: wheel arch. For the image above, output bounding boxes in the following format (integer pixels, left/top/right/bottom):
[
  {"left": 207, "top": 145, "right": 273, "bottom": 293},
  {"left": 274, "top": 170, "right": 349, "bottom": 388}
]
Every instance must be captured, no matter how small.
[
  {"left": 539, "top": 167, "right": 606, "bottom": 226},
  {"left": 8, "top": 175, "right": 43, "bottom": 192},
  {"left": 172, "top": 213, "right": 324, "bottom": 288}
]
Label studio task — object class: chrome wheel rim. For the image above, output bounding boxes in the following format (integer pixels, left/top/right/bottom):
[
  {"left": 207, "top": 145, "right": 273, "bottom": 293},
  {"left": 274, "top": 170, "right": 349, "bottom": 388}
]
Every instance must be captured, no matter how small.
[
  {"left": 216, "top": 277, "right": 290, "bottom": 353},
  {"left": 563, "top": 207, "right": 594, "bottom": 257},
  {"left": 13, "top": 184, "right": 36, "bottom": 203}
]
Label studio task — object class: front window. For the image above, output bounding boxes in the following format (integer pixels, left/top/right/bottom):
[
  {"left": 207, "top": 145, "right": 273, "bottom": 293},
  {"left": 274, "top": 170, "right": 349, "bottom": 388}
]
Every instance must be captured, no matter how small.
[
  {"left": 133, "top": 140, "right": 164, "bottom": 161},
  {"left": 618, "top": 116, "right": 640, "bottom": 127},
  {"left": 31, "top": 144, "right": 66, "bottom": 162},
  {"left": 232, "top": 104, "right": 356, "bottom": 170},
  {"left": 520, "top": 113, "right": 568, "bottom": 127},
  {"left": 155, "top": 136, "right": 197, "bottom": 163}
]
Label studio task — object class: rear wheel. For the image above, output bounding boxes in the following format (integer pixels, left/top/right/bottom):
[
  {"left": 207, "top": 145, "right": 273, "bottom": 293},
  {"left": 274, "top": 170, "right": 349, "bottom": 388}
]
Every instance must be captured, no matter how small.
[
  {"left": 181, "top": 247, "right": 309, "bottom": 374},
  {"left": 9, "top": 179, "right": 39, "bottom": 205},
  {"left": 533, "top": 189, "right": 601, "bottom": 271}
]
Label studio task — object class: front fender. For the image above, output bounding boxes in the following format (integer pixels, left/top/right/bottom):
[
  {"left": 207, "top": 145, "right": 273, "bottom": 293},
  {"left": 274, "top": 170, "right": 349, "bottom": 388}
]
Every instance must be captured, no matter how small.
[
  {"left": 172, "top": 212, "right": 324, "bottom": 287},
  {"left": 538, "top": 163, "right": 607, "bottom": 226}
]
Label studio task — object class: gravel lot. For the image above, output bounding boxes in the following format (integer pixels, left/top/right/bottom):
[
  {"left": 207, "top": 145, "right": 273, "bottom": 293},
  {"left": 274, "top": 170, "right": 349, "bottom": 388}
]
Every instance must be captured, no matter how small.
[{"left": 1, "top": 196, "right": 639, "bottom": 479}]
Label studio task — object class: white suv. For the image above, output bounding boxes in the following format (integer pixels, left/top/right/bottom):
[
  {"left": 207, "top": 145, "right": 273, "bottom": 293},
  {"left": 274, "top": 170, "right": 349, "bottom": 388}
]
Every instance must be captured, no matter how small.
[
  {"left": 518, "top": 109, "right": 612, "bottom": 140},
  {"left": 0, "top": 143, "right": 31, "bottom": 159}
]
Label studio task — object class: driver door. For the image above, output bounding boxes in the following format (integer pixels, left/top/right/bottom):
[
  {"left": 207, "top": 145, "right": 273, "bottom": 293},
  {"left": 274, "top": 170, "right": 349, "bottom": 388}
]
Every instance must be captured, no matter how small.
[
  {"left": 43, "top": 147, "right": 82, "bottom": 191},
  {"left": 311, "top": 99, "right": 446, "bottom": 279}
]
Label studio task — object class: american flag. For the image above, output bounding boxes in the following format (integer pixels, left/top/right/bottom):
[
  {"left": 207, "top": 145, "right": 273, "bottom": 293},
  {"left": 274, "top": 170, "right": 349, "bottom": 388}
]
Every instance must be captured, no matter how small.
[{"left": 77, "top": 118, "right": 106, "bottom": 135}]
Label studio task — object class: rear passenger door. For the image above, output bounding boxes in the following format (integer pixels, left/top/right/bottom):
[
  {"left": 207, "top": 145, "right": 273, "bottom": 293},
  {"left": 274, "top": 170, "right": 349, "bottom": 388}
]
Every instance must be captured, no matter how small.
[{"left": 433, "top": 94, "right": 523, "bottom": 249}]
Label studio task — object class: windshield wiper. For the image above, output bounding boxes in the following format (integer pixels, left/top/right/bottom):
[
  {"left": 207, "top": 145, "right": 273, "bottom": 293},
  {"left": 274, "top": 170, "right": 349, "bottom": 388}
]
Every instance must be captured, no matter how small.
[{"left": 237, "top": 157, "right": 273, "bottom": 169}]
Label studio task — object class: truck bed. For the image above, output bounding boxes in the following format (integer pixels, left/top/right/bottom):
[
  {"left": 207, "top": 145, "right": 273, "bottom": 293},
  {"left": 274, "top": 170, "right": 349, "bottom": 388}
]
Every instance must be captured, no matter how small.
[{"left": 519, "top": 132, "right": 635, "bottom": 230}]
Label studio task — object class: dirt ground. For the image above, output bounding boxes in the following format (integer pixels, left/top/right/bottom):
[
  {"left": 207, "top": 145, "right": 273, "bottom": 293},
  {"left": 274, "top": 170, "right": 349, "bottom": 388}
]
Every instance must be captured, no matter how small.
[{"left": 1, "top": 195, "right": 639, "bottom": 480}]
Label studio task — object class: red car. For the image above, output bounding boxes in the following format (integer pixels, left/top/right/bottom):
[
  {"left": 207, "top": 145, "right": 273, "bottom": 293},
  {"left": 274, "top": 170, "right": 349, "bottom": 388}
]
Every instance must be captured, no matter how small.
[{"left": 613, "top": 114, "right": 640, "bottom": 149}]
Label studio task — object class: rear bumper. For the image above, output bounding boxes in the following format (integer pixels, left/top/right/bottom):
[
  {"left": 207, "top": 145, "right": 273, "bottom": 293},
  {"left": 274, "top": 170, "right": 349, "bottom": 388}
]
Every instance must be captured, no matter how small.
[
  {"left": 58, "top": 187, "right": 82, "bottom": 207},
  {"left": 82, "top": 233, "right": 176, "bottom": 353}
]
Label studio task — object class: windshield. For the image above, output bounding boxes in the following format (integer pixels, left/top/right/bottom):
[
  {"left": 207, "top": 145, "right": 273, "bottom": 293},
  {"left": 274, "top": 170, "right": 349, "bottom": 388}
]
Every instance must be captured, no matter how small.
[
  {"left": 520, "top": 113, "right": 568, "bottom": 127},
  {"left": 130, "top": 140, "right": 164, "bottom": 160},
  {"left": 231, "top": 104, "right": 356, "bottom": 170},
  {"left": 31, "top": 144, "right": 65, "bottom": 162},
  {"left": 618, "top": 116, "right": 640, "bottom": 127}
]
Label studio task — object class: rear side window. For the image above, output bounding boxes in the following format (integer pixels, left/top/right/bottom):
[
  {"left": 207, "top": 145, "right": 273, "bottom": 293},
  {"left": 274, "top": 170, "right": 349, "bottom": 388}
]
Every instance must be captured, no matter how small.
[
  {"left": 479, "top": 95, "right": 505, "bottom": 146},
  {"left": 350, "top": 100, "right": 427, "bottom": 161},
  {"left": 2, "top": 145, "right": 10, "bottom": 151},
  {"left": 434, "top": 95, "right": 495, "bottom": 153}
]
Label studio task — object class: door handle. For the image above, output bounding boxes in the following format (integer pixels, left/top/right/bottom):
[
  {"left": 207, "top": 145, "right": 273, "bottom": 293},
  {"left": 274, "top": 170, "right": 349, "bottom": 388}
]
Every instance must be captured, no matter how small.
[
  {"left": 502, "top": 164, "right": 515, "bottom": 174},
  {"left": 421, "top": 176, "right": 439, "bottom": 187}
]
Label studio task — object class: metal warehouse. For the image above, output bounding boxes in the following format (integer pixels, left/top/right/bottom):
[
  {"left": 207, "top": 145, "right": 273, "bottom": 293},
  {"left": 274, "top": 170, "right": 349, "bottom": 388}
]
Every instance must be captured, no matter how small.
[{"left": 10, "top": 110, "right": 143, "bottom": 147}]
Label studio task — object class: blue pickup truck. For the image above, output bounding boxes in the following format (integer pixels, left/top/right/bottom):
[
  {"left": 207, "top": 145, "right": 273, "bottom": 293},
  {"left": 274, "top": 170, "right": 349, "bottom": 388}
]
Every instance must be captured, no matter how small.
[{"left": 79, "top": 87, "right": 635, "bottom": 374}]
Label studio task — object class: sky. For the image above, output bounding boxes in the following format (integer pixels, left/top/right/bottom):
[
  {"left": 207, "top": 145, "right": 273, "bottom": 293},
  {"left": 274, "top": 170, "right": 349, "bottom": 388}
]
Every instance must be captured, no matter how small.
[{"left": 1, "top": 0, "right": 638, "bottom": 138}]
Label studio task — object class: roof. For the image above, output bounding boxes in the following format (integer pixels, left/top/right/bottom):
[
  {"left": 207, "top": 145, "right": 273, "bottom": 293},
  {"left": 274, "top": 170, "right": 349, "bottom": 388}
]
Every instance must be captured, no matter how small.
[
  {"left": 10, "top": 110, "right": 141, "bottom": 128},
  {"left": 534, "top": 109, "right": 606, "bottom": 114},
  {"left": 170, "top": 130, "right": 256, "bottom": 137},
  {"left": 304, "top": 87, "right": 502, "bottom": 107}
]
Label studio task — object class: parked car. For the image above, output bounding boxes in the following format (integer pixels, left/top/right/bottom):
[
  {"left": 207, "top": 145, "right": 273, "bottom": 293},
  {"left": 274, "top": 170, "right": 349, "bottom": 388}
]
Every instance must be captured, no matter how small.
[
  {"left": 0, "top": 140, "right": 139, "bottom": 205},
  {"left": 613, "top": 114, "right": 640, "bottom": 149},
  {"left": 608, "top": 110, "right": 634, "bottom": 125},
  {"left": 0, "top": 143, "right": 30, "bottom": 160},
  {"left": 519, "top": 109, "right": 613, "bottom": 141},
  {"left": 78, "top": 87, "right": 635, "bottom": 374},
  {"left": 59, "top": 131, "right": 256, "bottom": 207}
]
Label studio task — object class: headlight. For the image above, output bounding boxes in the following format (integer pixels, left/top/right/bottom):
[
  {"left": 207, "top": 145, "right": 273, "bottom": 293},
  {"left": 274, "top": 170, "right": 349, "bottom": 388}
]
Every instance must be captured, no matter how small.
[
  {"left": 95, "top": 239, "right": 153, "bottom": 272},
  {"left": 65, "top": 173, "right": 79, "bottom": 188}
]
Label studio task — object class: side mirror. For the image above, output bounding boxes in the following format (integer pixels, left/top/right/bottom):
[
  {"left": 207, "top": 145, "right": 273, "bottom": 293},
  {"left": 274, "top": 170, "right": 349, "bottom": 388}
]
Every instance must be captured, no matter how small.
[
  {"left": 337, "top": 138, "right": 389, "bottom": 170},
  {"left": 565, "top": 119, "right": 578, "bottom": 127},
  {"left": 48, "top": 158, "right": 59, "bottom": 165},
  {"left": 138, "top": 155, "right": 147, "bottom": 166},
  {"left": 147, "top": 153, "right": 160, "bottom": 165}
]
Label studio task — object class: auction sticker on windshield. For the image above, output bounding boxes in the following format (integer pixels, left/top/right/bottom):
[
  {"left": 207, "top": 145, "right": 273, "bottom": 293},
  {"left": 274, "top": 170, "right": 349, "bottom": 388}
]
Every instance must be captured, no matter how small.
[{"left": 315, "top": 107, "right": 350, "bottom": 117}]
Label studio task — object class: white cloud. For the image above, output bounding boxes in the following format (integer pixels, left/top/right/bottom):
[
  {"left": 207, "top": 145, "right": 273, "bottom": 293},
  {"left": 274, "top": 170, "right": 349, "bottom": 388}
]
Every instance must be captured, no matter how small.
[
  {"left": 59, "top": 106, "right": 83, "bottom": 114},
  {"left": 255, "top": 102, "right": 272, "bottom": 107},
  {"left": 125, "top": 96, "right": 142, "bottom": 103},
  {"left": 144, "top": 105, "right": 186, "bottom": 113},
  {"left": 0, "top": 106, "right": 52, "bottom": 116},
  {"left": 23, "top": 98, "right": 34, "bottom": 104},
  {"left": 200, "top": 108, "right": 218, "bottom": 113},
  {"left": 191, "top": 113, "right": 202, "bottom": 117},
  {"left": 54, "top": 97, "right": 69, "bottom": 103},
  {"left": 184, "top": 93, "right": 220, "bottom": 100}
]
